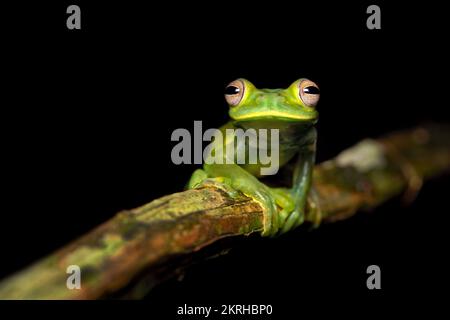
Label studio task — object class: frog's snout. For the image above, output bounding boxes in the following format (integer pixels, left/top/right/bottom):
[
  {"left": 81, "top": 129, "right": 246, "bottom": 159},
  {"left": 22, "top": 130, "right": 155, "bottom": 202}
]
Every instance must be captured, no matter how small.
[{"left": 255, "top": 93, "right": 286, "bottom": 109}]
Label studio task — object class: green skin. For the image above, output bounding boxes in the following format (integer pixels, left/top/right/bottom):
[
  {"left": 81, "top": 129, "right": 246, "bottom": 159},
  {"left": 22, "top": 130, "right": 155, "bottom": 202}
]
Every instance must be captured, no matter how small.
[{"left": 188, "top": 78, "right": 319, "bottom": 237}]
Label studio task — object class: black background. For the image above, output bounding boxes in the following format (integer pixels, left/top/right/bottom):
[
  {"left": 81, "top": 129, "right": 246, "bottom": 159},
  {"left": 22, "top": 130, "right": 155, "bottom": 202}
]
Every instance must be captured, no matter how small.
[{"left": 1, "top": 0, "right": 449, "bottom": 317}]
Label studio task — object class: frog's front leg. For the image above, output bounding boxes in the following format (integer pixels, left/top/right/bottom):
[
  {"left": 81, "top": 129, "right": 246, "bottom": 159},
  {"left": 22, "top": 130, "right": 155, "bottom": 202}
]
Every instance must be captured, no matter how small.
[
  {"left": 279, "top": 129, "right": 317, "bottom": 234},
  {"left": 201, "top": 163, "right": 280, "bottom": 237}
]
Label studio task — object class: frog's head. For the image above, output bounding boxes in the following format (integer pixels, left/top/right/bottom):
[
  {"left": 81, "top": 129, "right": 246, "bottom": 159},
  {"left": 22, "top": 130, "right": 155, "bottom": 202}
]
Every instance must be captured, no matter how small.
[{"left": 225, "top": 78, "right": 319, "bottom": 126}]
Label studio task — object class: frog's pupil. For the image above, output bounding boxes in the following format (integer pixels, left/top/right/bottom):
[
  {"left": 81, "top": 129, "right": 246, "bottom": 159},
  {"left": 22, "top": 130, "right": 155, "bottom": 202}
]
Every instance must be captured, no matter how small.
[
  {"left": 303, "top": 86, "right": 320, "bottom": 95},
  {"left": 225, "top": 86, "right": 240, "bottom": 95}
]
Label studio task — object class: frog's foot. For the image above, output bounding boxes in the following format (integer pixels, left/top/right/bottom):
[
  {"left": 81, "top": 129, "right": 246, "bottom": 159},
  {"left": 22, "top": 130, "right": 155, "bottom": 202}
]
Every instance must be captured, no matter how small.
[
  {"left": 187, "top": 170, "right": 237, "bottom": 196},
  {"left": 190, "top": 176, "right": 243, "bottom": 198},
  {"left": 230, "top": 179, "right": 279, "bottom": 237},
  {"left": 269, "top": 187, "right": 314, "bottom": 235},
  {"left": 278, "top": 209, "right": 303, "bottom": 234},
  {"left": 268, "top": 188, "right": 293, "bottom": 232},
  {"left": 186, "top": 169, "right": 208, "bottom": 189},
  {"left": 188, "top": 171, "right": 279, "bottom": 236},
  {"left": 267, "top": 187, "right": 303, "bottom": 235}
]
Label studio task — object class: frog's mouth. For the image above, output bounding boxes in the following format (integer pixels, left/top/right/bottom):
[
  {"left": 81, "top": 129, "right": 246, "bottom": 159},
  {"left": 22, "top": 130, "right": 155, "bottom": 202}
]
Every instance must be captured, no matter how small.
[
  {"left": 233, "top": 111, "right": 316, "bottom": 122},
  {"left": 233, "top": 115, "right": 317, "bottom": 131}
]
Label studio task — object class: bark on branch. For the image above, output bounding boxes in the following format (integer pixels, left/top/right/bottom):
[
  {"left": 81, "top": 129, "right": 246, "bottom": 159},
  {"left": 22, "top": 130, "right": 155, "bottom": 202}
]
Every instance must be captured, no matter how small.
[{"left": 0, "top": 125, "right": 449, "bottom": 299}]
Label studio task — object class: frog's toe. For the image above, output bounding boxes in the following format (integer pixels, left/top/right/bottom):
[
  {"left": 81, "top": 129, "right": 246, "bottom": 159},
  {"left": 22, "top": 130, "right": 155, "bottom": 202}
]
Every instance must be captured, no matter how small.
[
  {"left": 186, "top": 169, "right": 208, "bottom": 189},
  {"left": 193, "top": 177, "right": 243, "bottom": 197},
  {"left": 280, "top": 209, "right": 305, "bottom": 234},
  {"left": 267, "top": 187, "right": 296, "bottom": 236},
  {"left": 269, "top": 188, "right": 294, "bottom": 211},
  {"left": 253, "top": 189, "right": 279, "bottom": 237},
  {"left": 277, "top": 208, "right": 291, "bottom": 231}
]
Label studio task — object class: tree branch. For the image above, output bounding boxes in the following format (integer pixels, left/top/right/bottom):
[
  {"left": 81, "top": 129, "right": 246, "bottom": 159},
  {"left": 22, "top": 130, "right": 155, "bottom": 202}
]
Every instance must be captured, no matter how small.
[{"left": 0, "top": 125, "right": 449, "bottom": 299}]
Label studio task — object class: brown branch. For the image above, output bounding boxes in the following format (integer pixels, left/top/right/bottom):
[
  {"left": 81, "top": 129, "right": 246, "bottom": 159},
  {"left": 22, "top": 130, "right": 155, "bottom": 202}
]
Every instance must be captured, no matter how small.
[{"left": 0, "top": 125, "right": 449, "bottom": 299}]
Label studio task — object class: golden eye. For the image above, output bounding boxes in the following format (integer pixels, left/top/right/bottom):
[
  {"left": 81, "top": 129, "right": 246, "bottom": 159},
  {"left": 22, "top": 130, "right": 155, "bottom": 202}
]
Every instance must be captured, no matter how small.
[
  {"left": 225, "top": 79, "right": 245, "bottom": 106},
  {"left": 299, "top": 79, "right": 320, "bottom": 107}
]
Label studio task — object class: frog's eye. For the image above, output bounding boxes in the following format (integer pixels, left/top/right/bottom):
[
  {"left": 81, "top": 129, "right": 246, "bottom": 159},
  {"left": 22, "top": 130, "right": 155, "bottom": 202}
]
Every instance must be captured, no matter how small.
[
  {"left": 225, "top": 79, "right": 245, "bottom": 106},
  {"left": 299, "top": 79, "right": 320, "bottom": 107}
]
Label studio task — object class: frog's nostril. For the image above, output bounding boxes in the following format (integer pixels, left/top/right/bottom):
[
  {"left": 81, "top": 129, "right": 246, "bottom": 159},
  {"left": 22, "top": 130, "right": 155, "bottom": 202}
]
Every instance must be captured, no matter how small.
[{"left": 275, "top": 94, "right": 286, "bottom": 102}]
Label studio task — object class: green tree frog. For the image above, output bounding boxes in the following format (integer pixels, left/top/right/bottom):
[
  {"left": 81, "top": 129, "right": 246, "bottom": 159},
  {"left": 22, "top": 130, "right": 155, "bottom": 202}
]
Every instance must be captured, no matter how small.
[{"left": 188, "top": 78, "right": 320, "bottom": 237}]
